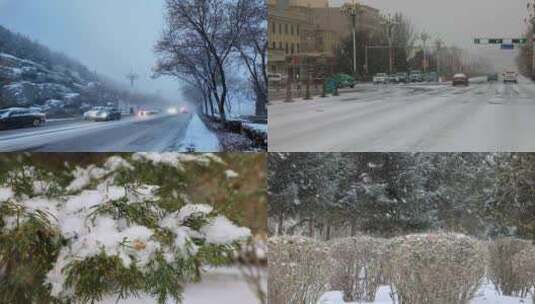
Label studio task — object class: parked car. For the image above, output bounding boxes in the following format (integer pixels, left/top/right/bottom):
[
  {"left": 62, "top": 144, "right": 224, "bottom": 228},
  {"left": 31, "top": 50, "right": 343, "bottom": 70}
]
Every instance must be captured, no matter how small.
[
  {"left": 409, "top": 70, "right": 424, "bottom": 82},
  {"left": 387, "top": 74, "right": 398, "bottom": 83},
  {"left": 0, "top": 107, "right": 46, "bottom": 130},
  {"left": 452, "top": 73, "right": 469, "bottom": 86},
  {"left": 503, "top": 71, "right": 518, "bottom": 84},
  {"left": 487, "top": 73, "right": 499, "bottom": 82},
  {"left": 425, "top": 72, "right": 438, "bottom": 82},
  {"left": 334, "top": 73, "right": 356, "bottom": 88},
  {"left": 373, "top": 73, "right": 389, "bottom": 84},
  {"left": 394, "top": 72, "right": 409, "bottom": 83},
  {"left": 268, "top": 73, "right": 283, "bottom": 83},
  {"left": 84, "top": 106, "right": 121, "bottom": 121}
]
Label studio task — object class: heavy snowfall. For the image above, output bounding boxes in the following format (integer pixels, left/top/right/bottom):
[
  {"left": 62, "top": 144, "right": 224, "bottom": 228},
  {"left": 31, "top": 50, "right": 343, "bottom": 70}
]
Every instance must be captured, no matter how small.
[{"left": 268, "top": 153, "right": 535, "bottom": 304}]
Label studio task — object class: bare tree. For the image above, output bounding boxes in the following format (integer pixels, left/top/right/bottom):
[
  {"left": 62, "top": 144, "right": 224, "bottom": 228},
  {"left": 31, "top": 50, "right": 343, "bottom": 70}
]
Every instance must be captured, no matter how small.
[
  {"left": 235, "top": 0, "right": 268, "bottom": 116},
  {"left": 155, "top": 0, "right": 253, "bottom": 123}
]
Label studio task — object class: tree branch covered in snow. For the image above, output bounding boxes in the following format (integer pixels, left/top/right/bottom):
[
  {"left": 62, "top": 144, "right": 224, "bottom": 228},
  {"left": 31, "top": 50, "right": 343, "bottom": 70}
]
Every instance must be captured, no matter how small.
[{"left": 0, "top": 153, "right": 251, "bottom": 304}]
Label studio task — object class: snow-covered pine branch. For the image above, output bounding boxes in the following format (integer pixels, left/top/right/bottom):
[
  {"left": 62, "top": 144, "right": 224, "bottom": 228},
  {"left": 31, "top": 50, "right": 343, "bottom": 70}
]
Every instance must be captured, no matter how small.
[{"left": 0, "top": 153, "right": 250, "bottom": 304}]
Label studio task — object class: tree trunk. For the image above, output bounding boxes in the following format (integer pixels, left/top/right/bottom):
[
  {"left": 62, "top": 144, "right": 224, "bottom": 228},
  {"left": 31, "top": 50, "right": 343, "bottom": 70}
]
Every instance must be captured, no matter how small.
[{"left": 255, "top": 86, "right": 267, "bottom": 116}]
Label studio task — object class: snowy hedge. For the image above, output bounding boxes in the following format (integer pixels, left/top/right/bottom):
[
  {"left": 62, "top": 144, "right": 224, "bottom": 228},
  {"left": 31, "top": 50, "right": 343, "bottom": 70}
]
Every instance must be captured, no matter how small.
[
  {"left": 386, "top": 233, "right": 486, "bottom": 304},
  {"left": 511, "top": 244, "right": 535, "bottom": 298},
  {"left": 328, "top": 236, "right": 387, "bottom": 302},
  {"left": 0, "top": 153, "right": 251, "bottom": 304},
  {"left": 488, "top": 237, "right": 532, "bottom": 296},
  {"left": 268, "top": 236, "right": 331, "bottom": 304}
]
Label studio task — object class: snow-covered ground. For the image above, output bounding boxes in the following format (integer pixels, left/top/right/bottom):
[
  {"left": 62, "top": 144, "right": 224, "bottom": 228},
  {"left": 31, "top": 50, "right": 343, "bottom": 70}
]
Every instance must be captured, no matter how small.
[
  {"left": 269, "top": 76, "right": 535, "bottom": 152},
  {"left": 319, "top": 283, "right": 532, "bottom": 304},
  {"left": 177, "top": 114, "right": 221, "bottom": 152},
  {"left": 98, "top": 266, "right": 267, "bottom": 304}
]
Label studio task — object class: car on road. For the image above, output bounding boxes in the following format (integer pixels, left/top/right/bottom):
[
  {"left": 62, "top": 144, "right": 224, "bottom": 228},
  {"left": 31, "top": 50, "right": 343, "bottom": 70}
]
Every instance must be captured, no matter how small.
[
  {"left": 84, "top": 107, "right": 121, "bottom": 121},
  {"left": 179, "top": 106, "right": 189, "bottom": 114},
  {"left": 137, "top": 109, "right": 160, "bottom": 117},
  {"left": 373, "top": 73, "right": 389, "bottom": 84},
  {"left": 409, "top": 70, "right": 424, "bottom": 82},
  {"left": 487, "top": 73, "right": 499, "bottom": 82},
  {"left": 503, "top": 71, "right": 518, "bottom": 84},
  {"left": 452, "top": 73, "right": 469, "bottom": 86},
  {"left": 0, "top": 107, "right": 46, "bottom": 130}
]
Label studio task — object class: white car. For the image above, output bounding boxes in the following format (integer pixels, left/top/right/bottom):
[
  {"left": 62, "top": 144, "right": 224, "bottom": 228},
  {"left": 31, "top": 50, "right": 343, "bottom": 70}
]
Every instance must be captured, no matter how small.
[
  {"left": 503, "top": 71, "right": 518, "bottom": 84},
  {"left": 373, "top": 73, "right": 389, "bottom": 84}
]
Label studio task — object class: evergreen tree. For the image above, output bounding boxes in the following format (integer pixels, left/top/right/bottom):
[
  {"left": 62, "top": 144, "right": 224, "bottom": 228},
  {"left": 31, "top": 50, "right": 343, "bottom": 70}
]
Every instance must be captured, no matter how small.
[{"left": 0, "top": 153, "right": 251, "bottom": 304}]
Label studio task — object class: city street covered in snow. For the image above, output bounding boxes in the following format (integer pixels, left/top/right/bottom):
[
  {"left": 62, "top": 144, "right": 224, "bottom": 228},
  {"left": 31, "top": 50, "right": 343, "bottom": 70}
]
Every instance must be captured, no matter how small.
[
  {"left": 0, "top": 113, "right": 193, "bottom": 152},
  {"left": 269, "top": 77, "right": 535, "bottom": 152}
]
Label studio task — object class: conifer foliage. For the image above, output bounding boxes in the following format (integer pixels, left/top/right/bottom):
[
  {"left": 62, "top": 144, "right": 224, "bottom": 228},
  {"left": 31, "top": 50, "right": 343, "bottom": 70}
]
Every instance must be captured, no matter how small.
[{"left": 0, "top": 153, "right": 251, "bottom": 304}]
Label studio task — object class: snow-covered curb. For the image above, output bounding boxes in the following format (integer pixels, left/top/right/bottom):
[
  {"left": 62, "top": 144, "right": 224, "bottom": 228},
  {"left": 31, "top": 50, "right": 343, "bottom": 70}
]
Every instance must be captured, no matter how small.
[{"left": 178, "top": 114, "right": 221, "bottom": 152}]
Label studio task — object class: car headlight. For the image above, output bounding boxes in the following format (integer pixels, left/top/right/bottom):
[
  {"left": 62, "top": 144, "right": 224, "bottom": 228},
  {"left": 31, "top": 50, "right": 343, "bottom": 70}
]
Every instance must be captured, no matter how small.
[
  {"left": 167, "top": 107, "right": 178, "bottom": 114},
  {"left": 99, "top": 112, "right": 108, "bottom": 117}
]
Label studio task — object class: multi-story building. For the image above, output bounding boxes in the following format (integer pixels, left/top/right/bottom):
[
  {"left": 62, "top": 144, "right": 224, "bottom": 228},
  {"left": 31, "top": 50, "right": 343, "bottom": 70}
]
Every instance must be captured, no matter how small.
[{"left": 268, "top": 0, "right": 383, "bottom": 83}]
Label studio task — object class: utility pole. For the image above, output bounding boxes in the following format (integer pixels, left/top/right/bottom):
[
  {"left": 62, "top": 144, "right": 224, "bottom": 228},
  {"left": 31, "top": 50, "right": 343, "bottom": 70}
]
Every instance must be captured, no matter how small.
[
  {"left": 420, "top": 32, "right": 430, "bottom": 73},
  {"left": 382, "top": 14, "right": 399, "bottom": 74},
  {"left": 435, "top": 38, "right": 444, "bottom": 82},
  {"left": 126, "top": 71, "right": 139, "bottom": 88},
  {"left": 341, "top": 0, "right": 364, "bottom": 79}
]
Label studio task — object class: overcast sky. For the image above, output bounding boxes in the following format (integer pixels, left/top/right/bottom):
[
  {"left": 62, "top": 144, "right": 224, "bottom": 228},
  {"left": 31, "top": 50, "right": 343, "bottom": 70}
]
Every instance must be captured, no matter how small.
[
  {"left": 0, "top": 0, "right": 182, "bottom": 100},
  {"left": 334, "top": 0, "right": 532, "bottom": 70}
]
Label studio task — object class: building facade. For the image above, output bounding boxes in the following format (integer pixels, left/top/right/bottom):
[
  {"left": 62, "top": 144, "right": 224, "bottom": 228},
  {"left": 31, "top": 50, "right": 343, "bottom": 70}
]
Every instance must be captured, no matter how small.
[{"left": 268, "top": 0, "right": 383, "bottom": 87}]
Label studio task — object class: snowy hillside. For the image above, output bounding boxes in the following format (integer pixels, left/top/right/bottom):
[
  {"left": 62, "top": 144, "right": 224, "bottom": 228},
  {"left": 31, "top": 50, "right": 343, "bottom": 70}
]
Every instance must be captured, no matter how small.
[{"left": 0, "top": 25, "right": 166, "bottom": 117}]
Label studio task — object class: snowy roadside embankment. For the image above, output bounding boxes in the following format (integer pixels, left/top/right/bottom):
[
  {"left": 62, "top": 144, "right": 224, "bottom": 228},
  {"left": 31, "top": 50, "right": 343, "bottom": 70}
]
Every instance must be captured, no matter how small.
[
  {"left": 242, "top": 122, "right": 267, "bottom": 146},
  {"left": 178, "top": 114, "right": 221, "bottom": 152}
]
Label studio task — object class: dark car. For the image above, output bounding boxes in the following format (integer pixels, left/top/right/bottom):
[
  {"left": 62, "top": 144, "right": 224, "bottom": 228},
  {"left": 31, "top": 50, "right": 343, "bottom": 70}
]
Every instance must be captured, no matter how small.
[
  {"left": 487, "top": 73, "right": 498, "bottom": 82},
  {"left": 452, "top": 73, "right": 469, "bottom": 86},
  {"left": 0, "top": 108, "right": 46, "bottom": 130}
]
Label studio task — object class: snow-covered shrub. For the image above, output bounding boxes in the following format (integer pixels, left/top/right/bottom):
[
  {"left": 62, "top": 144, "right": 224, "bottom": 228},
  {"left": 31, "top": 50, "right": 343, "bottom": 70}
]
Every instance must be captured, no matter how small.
[
  {"left": 386, "top": 233, "right": 486, "bottom": 304},
  {"left": 0, "top": 153, "right": 251, "bottom": 304},
  {"left": 511, "top": 245, "right": 535, "bottom": 297},
  {"left": 268, "top": 236, "right": 331, "bottom": 304},
  {"left": 488, "top": 237, "right": 532, "bottom": 296},
  {"left": 328, "top": 236, "right": 387, "bottom": 302}
]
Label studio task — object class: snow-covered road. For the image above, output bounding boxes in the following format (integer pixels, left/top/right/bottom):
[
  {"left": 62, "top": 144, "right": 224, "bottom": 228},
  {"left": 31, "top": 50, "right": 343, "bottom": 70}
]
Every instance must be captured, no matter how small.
[
  {"left": 0, "top": 113, "right": 191, "bottom": 152},
  {"left": 269, "top": 77, "right": 535, "bottom": 152}
]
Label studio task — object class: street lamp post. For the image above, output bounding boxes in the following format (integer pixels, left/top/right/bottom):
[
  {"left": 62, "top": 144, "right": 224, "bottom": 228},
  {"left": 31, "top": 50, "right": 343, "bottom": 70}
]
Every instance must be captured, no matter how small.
[
  {"left": 420, "top": 31, "right": 430, "bottom": 73},
  {"left": 382, "top": 14, "right": 399, "bottom": 75},
  {"left": 341, "top": 0, "right": 364, "bottom": 79},
  {"left": 531, "top": 17, "right": 535, "bottom": 78},
  {"left": 435, "top": 38, "right": 444, "bottom": 82}
]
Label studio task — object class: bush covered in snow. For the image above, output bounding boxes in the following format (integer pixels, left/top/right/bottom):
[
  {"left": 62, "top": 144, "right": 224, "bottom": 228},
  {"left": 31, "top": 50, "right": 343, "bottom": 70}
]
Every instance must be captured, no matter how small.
[
  {"left": 0, "top": 153, "right": 251, "bottom": 304},
  {"left": 268, "top": 236, "right": 331, "bottom": 304},
  {"left": 386, "top": 233, "right": 486, "bottom": 304},
  {"left": 487, "top": 237, "right": 532, "bottom": 297},
  {"left": 328, "top": 236, "right": 387, "bottom": 302},
  {"left": 511, "top": 244, "right": 535, "bottom": 298}
]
